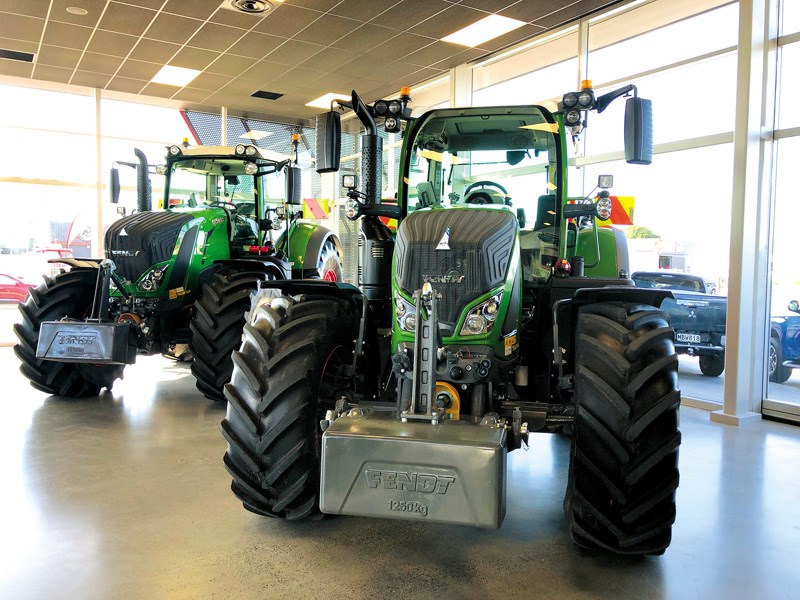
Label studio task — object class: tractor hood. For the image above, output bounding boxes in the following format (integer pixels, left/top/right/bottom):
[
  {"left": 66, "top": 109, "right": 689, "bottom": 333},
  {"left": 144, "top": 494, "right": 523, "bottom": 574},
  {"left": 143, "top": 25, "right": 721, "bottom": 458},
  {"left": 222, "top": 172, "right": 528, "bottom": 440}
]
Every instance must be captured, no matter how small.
[{"left": 394, "top": 207, "right": 517, "bottom": 325}]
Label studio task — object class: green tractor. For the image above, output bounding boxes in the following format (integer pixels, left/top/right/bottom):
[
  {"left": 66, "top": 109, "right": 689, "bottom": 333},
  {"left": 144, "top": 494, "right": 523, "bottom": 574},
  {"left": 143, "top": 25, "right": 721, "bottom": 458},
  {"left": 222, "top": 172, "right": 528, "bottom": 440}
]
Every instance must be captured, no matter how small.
[
  {"left": 15, "top": 142, "right": 343, "bottom": 401},
  {"left": 221, "top": 84, "right": 681, "bottom": 555}
]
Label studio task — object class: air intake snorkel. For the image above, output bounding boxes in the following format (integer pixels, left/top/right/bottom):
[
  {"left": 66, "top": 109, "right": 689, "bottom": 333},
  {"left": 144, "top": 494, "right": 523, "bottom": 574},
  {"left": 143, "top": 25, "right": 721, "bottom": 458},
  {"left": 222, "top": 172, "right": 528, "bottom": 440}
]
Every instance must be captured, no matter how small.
[{"left": 351, "top": 90, "right": 383, "bottom": 208}]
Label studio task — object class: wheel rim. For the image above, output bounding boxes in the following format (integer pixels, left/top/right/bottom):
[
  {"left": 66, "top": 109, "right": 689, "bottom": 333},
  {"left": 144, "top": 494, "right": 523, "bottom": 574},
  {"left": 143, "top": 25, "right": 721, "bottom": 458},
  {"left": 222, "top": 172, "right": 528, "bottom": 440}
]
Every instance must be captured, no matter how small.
[{"left": 769, "top": 342, "right": 777, "bottom": 375}]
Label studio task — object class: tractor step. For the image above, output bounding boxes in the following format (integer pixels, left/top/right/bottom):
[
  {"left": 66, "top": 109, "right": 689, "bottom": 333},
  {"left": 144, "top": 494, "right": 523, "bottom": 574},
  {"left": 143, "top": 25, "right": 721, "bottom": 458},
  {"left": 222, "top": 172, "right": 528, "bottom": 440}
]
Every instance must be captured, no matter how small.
[
  {"left": 320, "top": 411, "right": 507, "bottom": 528},
  {"left": 37, "top": 320, "right": 137, "bottom": 364}
]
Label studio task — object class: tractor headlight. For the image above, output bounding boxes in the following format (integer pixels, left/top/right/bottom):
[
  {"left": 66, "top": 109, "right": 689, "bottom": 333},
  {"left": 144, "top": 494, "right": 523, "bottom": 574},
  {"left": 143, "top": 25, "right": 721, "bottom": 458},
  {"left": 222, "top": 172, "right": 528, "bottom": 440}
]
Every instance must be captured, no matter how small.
[
  {"left": 137, "top": 265, "right": 168, "bottom": 292},
  {"left": 387, "top": 99, "right": 402, "bottom": 114},
  {"left": 244, "top": 161, "right": 258, "bottom": 175},
  {"left": 245, "top": 145, "right": 257, "bottom": 156},
  {"left": 235, "top": 144, "right": 246, "bottom": 155},
  {"left": 344, "top": 198, "right": 362, "bottom": 220},
  {"left": 565, "top": 110, "right": 582, "bottom": 126},
  {"left": 596, "top": 196, "right": 612, "bottom": 221},
  {"left": 155, "top": 164, "right": 167, "bottom": 175},
  {"left": 168, "top": 145, "right": 182, "bottom": 156},
  {"left": 562, "top": 92, "right": 578, "bottom": 108},
  {"left": 373, "top": 100, "right": 388, "bottom": 115},
  {"left": 395, "top": 291, "right": 416, "bottom": 332},
  {"left": 460, "top": 292, "right": 503, "bottom": 336}
]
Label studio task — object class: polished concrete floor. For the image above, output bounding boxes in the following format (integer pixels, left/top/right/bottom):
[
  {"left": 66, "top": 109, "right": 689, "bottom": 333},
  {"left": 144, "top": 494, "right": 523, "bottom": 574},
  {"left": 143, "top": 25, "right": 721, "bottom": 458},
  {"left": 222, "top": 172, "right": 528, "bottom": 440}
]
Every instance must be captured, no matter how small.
[{"left": 1, "top": 348, "right": 800, "bottom": 600}]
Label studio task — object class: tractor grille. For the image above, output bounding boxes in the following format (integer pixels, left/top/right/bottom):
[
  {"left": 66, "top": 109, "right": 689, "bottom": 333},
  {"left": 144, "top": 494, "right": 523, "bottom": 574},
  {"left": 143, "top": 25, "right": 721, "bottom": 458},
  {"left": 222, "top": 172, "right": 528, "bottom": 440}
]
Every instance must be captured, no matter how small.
[
  {"left": 105, "top": 212, "right": 195, "bottom": 282},
  {"left": 395, "top": 209, "right": 516, "bottom": 324}
]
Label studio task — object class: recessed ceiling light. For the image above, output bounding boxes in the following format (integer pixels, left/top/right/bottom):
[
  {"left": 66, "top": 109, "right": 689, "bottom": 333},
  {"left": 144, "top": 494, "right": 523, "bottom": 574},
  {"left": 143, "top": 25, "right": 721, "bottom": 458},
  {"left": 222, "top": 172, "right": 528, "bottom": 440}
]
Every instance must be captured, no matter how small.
[
  {"left": 240, "top": 130, "right": 272, "bottom": 140},
  {"left": 150, "top": 65, "right": 201, "bottom": 87},
  {"left": 305, "top": 92, "right": 350, "bottom": 110},
  {"left": 66, "top": 6, "right": 89, "bottom": 15},
  {"left": 441, "top": 14, "right": 526, "bottom": 47}
]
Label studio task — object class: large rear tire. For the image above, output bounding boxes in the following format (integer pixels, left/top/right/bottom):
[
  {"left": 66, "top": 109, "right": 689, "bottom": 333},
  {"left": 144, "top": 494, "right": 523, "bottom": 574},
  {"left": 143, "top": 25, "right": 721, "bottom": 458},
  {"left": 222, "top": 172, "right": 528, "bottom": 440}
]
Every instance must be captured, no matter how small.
[
  {"left": 189, "top": 266, "right": 275, "bottom": 402},
  {"left": 566, "top": 302, "right": 681, "bottom": 555},
  {"left": 14, "top": 269, "right": 125, "bottom": 397},
  {"left": 221, "top": 290, "right": 359, "bottom": 519}
]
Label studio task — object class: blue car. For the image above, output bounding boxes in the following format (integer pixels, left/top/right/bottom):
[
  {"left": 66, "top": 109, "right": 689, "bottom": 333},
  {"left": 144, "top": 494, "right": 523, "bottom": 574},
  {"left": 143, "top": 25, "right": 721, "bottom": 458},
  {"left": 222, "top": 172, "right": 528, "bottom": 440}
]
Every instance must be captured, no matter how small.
[{"left": 769, "top": 300, "right": 800, "bottom": 383}]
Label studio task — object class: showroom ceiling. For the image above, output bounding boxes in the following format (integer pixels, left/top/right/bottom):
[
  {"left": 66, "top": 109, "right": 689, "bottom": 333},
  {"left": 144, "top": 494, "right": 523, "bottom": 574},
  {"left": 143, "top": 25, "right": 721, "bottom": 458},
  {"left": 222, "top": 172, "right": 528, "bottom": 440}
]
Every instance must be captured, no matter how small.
[{"left": 0, "top": 0, "right": 620, "bottom": 125}]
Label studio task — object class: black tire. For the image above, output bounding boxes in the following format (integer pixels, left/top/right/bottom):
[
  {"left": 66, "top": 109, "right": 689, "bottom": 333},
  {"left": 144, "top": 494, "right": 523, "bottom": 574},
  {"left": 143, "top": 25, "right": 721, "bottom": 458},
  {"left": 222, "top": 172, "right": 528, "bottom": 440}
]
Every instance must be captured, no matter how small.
[
  {"left": 316, "top": 238, "right": 342, "bottom": 282},
  {"left": 189, "top": 267, "right": 275, "bottom": 402},
  {"left": 221, "top": 291, "right": 359, "bottom": 519},
  {"left": 698, "top": 352, "right": 724, "bottom": 377},
  {"left": 566, "top": 302, "right": 681, "bottom": 555},
  {"left": 768, "top": 336, "right": 792, "bottom": 383},
  {"left": 13, "top": 269, "right": 125, "bottom": 397}
]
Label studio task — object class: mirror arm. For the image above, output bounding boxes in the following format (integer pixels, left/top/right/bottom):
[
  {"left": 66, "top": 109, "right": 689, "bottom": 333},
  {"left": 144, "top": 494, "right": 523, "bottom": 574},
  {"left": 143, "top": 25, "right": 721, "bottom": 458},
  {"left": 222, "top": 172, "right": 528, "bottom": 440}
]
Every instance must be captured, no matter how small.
[{"left": 595, "top": 84, "right": 637, "bottom": 114}]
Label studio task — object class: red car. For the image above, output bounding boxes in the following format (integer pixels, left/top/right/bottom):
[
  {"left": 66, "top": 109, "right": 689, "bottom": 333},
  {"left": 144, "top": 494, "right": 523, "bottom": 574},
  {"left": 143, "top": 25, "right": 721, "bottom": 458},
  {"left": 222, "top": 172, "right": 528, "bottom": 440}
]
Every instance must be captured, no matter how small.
[{"left": 0, "top": 274, "right": 32, "bottom": 302}]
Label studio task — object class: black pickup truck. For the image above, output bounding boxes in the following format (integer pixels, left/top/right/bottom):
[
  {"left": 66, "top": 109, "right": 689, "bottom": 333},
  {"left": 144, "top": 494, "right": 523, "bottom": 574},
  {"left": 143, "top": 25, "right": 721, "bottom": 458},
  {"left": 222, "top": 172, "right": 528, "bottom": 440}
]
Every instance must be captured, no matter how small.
[{"left": 632, "top": 271, "right": 728, "bottom": 376}]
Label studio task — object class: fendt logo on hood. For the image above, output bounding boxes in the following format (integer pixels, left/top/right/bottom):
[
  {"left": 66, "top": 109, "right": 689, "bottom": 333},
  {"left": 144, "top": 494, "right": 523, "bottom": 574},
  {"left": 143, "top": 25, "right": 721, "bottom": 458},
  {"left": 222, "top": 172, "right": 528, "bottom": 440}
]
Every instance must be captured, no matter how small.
[
  {"left": 423, "top": 269, "right": 465, "bottom": 284},
  {"left": 109, "top": 250, "right": 141, "bottom": 257},
  {"left": 364, "top": 469, "right": 456, "bottom": 494}
]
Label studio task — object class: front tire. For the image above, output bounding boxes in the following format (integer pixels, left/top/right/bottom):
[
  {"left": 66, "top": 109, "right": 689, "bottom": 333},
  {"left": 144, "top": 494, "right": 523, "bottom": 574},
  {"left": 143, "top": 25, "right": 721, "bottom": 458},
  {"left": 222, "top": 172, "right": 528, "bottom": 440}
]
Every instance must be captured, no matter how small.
[
  {"left": 698, "top": 352, "right": 724, "bottom": 377},
  {"left": 14, "top": 269, "right": 125, "bottom": 397},
  {"left": 768, "top": 336, "right": 792, "bottom": 383},
  {"left": 221, "top": 291, "right": 359, "bottom": 518},
  {"left": 189, "top": 267, "right": 275, "bottom": 401},
  {"left": 566, "top": 302, "right": 681, "bottom": 555}
]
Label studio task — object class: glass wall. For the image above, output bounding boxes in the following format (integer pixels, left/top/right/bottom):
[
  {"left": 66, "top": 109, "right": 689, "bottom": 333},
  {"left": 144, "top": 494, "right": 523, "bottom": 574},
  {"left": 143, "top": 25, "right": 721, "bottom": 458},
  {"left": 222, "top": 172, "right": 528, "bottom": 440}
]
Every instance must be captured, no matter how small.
[
  {"left": 765, "top": 0, "right": 800, "bottom": 417},
  {"left": 0, "top": 83, "right": 194, "bottom": 346},
  {"left": 463, "top": 0, "right": 741, "bottom": 404},
  {"left": 587, "top": 1, "right": 737, "bottom": 403}
]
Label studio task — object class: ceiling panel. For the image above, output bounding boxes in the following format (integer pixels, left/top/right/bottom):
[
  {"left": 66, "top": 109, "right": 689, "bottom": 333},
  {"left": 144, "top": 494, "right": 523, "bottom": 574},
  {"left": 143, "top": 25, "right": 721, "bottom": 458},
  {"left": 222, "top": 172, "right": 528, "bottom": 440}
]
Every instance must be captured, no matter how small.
[
  {"left": 0, "top": 14, "right": 45, "bottom": 43},
  {"left": 0, "top": 0, "right": 49, "bottom": 19},
  {"left": 36, "top": 45, "right": 81, "bottom": 69},
  {"left": 144, "top": 13, "right": 205, "bottom": 44},
  {"left": 0, "top": 0, "right": 622, "bottom": 125}
]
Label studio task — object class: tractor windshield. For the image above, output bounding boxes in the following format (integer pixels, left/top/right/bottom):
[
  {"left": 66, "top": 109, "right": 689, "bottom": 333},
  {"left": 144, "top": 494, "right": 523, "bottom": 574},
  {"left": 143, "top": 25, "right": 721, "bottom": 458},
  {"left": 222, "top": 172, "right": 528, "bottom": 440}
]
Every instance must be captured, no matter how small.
[
  {"left": 404, "top": 106, "right": 562, "bottom": 280},
  {"left": 165, "top": 157, "right": 286, "bottom": 218}
]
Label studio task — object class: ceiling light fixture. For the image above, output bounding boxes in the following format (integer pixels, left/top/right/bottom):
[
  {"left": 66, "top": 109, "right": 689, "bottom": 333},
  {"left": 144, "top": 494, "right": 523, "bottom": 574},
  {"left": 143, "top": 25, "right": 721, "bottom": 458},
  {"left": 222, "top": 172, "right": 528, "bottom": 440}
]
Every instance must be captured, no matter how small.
[
  {"left": 441, "top": 14, "right": 526, "bottom": 47},
  {"left": 305, "top": 92, "right": 350, "bottom": 110},
  {"left": 150, "top": 65, "right": 201, "bottom": 87},
  {"left": 230, "top": 0, "right": 272, "bottom": 13},
  {"left": 240, "top": 130, "right": 272, "bottom": 140},
  {"left": 66, "top": 7, "right": 89, "bottom": 15}
]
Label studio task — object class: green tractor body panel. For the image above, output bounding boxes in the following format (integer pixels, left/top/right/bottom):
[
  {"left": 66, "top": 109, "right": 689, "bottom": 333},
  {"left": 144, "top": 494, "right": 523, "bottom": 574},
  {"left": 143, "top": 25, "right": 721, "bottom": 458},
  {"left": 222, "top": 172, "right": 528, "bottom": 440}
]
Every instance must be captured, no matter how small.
[
  {"left": 107, "top": 207, "right": 233, "bottom": 303},
  {"left": 390, "top": 208, "right": 522, "bottom": 360},
  {"left": 25, "top": 142, "right": 340, "bottom": 369},
  {"left": 574, "top": 226, "right": 623, "bottom": 278}
]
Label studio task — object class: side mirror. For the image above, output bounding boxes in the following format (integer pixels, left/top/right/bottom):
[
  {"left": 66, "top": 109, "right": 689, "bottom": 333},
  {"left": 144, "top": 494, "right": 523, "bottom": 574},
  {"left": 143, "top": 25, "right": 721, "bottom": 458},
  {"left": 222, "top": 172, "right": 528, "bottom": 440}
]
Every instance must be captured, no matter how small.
[
  {"left": 507, "top": 150, "right": 526, "bottom": 166},
  {"left": 789, "top": 300, "right": 800, "bottom": 313},
  {"left": 516, "top": 208, "right": 526, "bottom": 229},
  {"left": 315, "top": 111, "right": 341, "bottom": 173},
  {"left": 598, "top": 174, "right": 613, "bottom": 189},
  {"left": 109, "top": 167, "right": 120, "bottom": 204},
  {"left": 624, "top": 96, "right": 653, "bottom": 165},
  {"left": 286, "top": 165, "right": 302, "bottom": 205}
]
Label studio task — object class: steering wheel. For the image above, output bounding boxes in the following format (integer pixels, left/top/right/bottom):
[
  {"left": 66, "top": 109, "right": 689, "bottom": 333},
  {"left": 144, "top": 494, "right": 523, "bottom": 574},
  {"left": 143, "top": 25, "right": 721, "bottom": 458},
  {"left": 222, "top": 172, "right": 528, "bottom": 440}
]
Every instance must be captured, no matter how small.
[
  {"left": 464, "top": 180, "right": 510, "bottom": 205},
  {"left": 237, "top": 202, "right": 256, "bottom": 218}
]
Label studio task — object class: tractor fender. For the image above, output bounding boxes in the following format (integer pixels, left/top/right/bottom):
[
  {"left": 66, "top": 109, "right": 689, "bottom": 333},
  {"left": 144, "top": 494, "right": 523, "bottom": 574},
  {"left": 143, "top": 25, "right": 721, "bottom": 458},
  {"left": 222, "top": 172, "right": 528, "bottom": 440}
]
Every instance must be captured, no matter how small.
[
  {"left": 256, "top": 279, "right": 364, "bottom": 307},
  {"left": 45, "top": 258, "right": 103, "bottom": 270},
  {"left": 298, "top": 225, "right": 341, "bottom": 270},
  {"left": 210, "top": 256, "right": 291, "bottom": 280}
]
